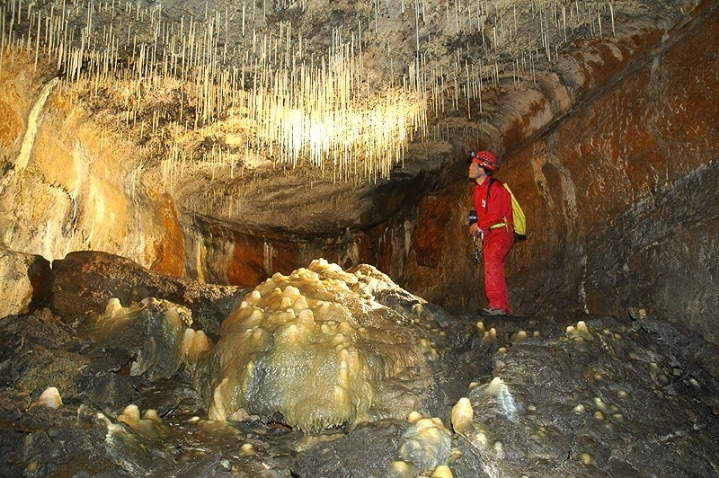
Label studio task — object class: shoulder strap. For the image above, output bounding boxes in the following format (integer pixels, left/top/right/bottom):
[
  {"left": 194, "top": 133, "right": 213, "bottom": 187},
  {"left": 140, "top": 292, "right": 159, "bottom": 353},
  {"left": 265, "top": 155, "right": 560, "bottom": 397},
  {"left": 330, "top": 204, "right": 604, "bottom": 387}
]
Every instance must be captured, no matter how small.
[{"left": 485, "top": 178, "right": 497, "bottom": 213}]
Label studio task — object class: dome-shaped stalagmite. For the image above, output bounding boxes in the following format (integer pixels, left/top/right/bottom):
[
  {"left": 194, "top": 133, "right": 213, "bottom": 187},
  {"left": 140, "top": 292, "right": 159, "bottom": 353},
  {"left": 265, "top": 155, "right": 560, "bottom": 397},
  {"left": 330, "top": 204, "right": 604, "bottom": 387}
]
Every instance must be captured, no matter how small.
[{"left": 198, "top": 259, "right": 440, "bottom": 432}]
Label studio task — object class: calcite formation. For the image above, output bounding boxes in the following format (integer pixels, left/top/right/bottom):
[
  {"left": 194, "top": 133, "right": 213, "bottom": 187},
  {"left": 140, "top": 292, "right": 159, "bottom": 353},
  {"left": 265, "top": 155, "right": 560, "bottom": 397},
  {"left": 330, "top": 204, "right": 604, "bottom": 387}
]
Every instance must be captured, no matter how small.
[
  {"left": 394, "top": 415, "right": 453, "bottom": 476},
  {"left": 86, "top": 297, "right": 212, "bottom": 381},
  {"left": 117, "top": 404, "right": 169, "bottom": 439},
  {"left": 199, "top": 259, "right": 438, "bottom": 432}
]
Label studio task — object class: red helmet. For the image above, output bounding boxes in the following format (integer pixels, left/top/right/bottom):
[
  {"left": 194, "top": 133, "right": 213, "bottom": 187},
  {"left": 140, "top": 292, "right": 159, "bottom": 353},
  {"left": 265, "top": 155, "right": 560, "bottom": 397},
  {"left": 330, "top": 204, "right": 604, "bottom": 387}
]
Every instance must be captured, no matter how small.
[{"left": 472, "top": 150, "right": 499, "bottom": 171}]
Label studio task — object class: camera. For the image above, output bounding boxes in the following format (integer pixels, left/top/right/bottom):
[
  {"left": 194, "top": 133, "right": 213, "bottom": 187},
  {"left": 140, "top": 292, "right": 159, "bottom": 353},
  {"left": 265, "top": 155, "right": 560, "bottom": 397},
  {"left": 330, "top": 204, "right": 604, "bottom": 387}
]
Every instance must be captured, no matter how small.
[{"left": 468, "top": 209, "right": 478, "bottom": 225}]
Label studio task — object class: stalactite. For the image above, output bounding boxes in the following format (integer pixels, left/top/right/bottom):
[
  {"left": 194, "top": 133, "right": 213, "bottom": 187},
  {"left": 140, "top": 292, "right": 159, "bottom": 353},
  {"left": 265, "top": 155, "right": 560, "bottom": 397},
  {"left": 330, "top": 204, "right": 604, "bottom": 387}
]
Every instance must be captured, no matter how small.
[{"left": 0, "top": 0, "right": 615, "bottom": 191}]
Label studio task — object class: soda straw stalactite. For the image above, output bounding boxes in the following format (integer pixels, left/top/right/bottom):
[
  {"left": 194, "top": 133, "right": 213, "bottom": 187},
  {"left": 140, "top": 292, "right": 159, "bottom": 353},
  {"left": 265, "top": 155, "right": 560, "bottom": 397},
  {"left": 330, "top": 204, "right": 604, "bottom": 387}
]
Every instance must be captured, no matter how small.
[{"left": 0, "top": 0, "right": 616, "bottom": 192}]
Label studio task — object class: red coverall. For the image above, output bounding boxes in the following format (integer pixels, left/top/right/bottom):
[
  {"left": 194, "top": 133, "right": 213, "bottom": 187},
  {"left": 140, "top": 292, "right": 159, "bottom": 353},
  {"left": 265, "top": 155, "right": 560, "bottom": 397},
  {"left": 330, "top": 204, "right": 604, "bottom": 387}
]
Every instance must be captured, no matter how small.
[{"left": 473, "top": 177, "right": 514, "bottom": 314}]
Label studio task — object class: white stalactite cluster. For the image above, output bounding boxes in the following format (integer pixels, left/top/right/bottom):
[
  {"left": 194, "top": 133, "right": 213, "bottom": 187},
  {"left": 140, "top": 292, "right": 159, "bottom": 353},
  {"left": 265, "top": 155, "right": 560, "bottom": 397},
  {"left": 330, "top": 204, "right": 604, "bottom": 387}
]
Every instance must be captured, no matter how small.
[{"left": 1, "top": 0, "right": 619, "bottom": 188}]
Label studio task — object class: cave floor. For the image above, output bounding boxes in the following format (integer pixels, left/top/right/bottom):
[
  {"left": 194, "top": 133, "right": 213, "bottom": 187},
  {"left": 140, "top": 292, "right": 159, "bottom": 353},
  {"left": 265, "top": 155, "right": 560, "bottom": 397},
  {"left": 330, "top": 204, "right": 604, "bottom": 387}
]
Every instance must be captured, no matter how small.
[{"left": 1, "top": 305, "right": 717, "bottom": 478}]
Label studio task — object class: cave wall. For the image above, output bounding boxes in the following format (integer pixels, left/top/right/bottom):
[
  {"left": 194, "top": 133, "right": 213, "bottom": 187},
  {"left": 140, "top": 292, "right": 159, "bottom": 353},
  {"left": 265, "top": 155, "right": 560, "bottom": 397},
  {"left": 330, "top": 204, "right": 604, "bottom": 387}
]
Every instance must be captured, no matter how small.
[
  {"left": 181, "top": 215, "right": 400, "bottom": 288},
  {"left": 536, "top": 5, "right": 718, "bottom": 341},
  {"left": 176, "top": 161, "right": 442, "bottom": 290},
  {"left": 406, "top": 3, "right": 718, "bottom": 343},
  {"left": 0, "top": 60, "right": 184, "bottom": 275}
]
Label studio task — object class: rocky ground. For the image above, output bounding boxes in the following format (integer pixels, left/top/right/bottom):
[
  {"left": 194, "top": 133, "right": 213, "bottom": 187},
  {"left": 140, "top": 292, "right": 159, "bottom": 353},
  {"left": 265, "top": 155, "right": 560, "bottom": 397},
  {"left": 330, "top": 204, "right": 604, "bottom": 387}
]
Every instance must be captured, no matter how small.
[{"left": 0, "top": 252, "right": 718, "bottom": 477}]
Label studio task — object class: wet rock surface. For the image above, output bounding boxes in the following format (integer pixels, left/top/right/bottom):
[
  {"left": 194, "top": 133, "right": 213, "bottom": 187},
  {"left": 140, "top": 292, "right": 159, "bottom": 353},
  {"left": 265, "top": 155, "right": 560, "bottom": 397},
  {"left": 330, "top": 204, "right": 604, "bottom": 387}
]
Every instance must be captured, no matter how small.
[{"left": 1, "top": 254, "right": 718, "bottom": 477}]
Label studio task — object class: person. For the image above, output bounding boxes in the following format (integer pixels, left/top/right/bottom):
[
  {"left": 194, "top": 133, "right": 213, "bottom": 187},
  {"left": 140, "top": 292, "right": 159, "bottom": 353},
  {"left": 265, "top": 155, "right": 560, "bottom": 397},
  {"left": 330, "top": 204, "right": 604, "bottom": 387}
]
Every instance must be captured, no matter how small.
[{"left": 468, "top": 150, "right": 514, "bottom": 316}]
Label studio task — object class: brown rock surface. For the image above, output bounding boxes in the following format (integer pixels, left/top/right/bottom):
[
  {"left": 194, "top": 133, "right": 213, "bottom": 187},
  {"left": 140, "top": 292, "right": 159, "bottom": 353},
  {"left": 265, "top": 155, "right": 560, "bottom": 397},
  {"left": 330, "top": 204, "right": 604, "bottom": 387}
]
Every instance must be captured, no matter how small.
[{"left": 50, "top": 251, "right": 246, "bottom": 337}]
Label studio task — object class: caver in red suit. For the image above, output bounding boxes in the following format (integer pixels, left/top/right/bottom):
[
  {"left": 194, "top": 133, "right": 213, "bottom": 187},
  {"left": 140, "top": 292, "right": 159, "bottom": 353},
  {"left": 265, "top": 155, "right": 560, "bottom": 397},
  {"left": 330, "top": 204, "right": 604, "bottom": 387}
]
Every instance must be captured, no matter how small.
[{"left": 468, "top": 151, "right": 514, "bottom": 315}]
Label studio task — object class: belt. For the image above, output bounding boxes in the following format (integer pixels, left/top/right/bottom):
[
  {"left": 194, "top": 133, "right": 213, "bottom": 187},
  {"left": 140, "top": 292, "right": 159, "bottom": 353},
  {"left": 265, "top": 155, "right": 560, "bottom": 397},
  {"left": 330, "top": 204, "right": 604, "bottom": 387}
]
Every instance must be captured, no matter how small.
[{"left": 488, "top": 222, "right": 507, "bottom": 230}]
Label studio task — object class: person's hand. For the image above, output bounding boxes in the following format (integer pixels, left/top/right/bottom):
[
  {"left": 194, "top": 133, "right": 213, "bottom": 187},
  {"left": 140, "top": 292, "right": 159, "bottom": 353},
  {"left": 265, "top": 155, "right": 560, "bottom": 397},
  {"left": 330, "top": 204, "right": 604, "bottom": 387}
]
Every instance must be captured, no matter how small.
[{"left": 469, "top": 223, "right": 481, "bottom": 236}]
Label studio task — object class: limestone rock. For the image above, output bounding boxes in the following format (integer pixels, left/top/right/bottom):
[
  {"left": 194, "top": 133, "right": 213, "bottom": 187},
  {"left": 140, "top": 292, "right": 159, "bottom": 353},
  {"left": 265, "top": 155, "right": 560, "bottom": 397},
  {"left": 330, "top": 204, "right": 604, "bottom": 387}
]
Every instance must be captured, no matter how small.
[
  {"left": 50, "top": 250, "right": 246, "bottom": 337},
  {"left": 0, "top": 247, "right": 51, "bottom": 318}
]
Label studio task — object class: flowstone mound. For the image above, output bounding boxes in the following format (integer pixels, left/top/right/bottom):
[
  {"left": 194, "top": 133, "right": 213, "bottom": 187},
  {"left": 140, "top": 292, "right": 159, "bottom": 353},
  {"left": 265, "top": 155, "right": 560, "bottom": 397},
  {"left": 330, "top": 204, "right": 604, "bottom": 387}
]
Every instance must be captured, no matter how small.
[{"left": 199, "top": 259, "right": 442, "bottom": 432}]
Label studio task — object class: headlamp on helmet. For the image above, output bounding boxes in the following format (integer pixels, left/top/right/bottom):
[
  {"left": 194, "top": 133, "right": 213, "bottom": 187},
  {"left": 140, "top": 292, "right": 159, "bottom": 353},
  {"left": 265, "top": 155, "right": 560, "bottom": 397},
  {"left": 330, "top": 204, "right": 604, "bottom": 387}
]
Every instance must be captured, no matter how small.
[{"left": 470, "top": 150, "right": 499, "bottom": 172}]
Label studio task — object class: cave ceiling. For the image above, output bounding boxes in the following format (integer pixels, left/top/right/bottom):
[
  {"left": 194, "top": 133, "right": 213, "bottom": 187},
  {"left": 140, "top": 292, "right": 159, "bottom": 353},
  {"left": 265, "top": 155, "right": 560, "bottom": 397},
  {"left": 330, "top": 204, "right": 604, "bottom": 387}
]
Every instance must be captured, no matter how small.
[{"left": 2, "top": 0, "right": 688, "bottom": 234}]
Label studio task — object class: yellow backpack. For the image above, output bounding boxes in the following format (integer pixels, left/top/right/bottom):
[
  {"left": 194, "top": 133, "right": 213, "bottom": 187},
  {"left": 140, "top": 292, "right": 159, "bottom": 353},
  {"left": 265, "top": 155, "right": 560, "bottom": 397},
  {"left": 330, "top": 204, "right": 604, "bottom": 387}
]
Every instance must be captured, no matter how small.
[{"left": 487, "top": 179, "right": 527, "bottom": 241}]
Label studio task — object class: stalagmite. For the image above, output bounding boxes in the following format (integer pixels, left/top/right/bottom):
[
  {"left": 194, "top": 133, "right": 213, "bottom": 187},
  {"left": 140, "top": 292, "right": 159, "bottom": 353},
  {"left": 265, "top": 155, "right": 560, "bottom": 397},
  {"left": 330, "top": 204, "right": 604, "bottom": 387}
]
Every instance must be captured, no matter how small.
[
  {"left": 31, "top": 387, "right": 63, "bottom": 409},
  {"left": 450, "top": 397, "right": 474, "bottom": 436},
  {"left": 202, "top": 260, "right": 437, "bottom": 432}
]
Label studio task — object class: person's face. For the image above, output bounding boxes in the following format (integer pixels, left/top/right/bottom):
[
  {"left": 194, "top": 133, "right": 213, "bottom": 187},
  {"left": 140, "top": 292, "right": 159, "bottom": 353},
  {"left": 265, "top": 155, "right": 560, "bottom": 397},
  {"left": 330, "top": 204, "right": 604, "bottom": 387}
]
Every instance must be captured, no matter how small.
[{"left": 468, "top": 162, "right": 483, "bottom": 180}]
